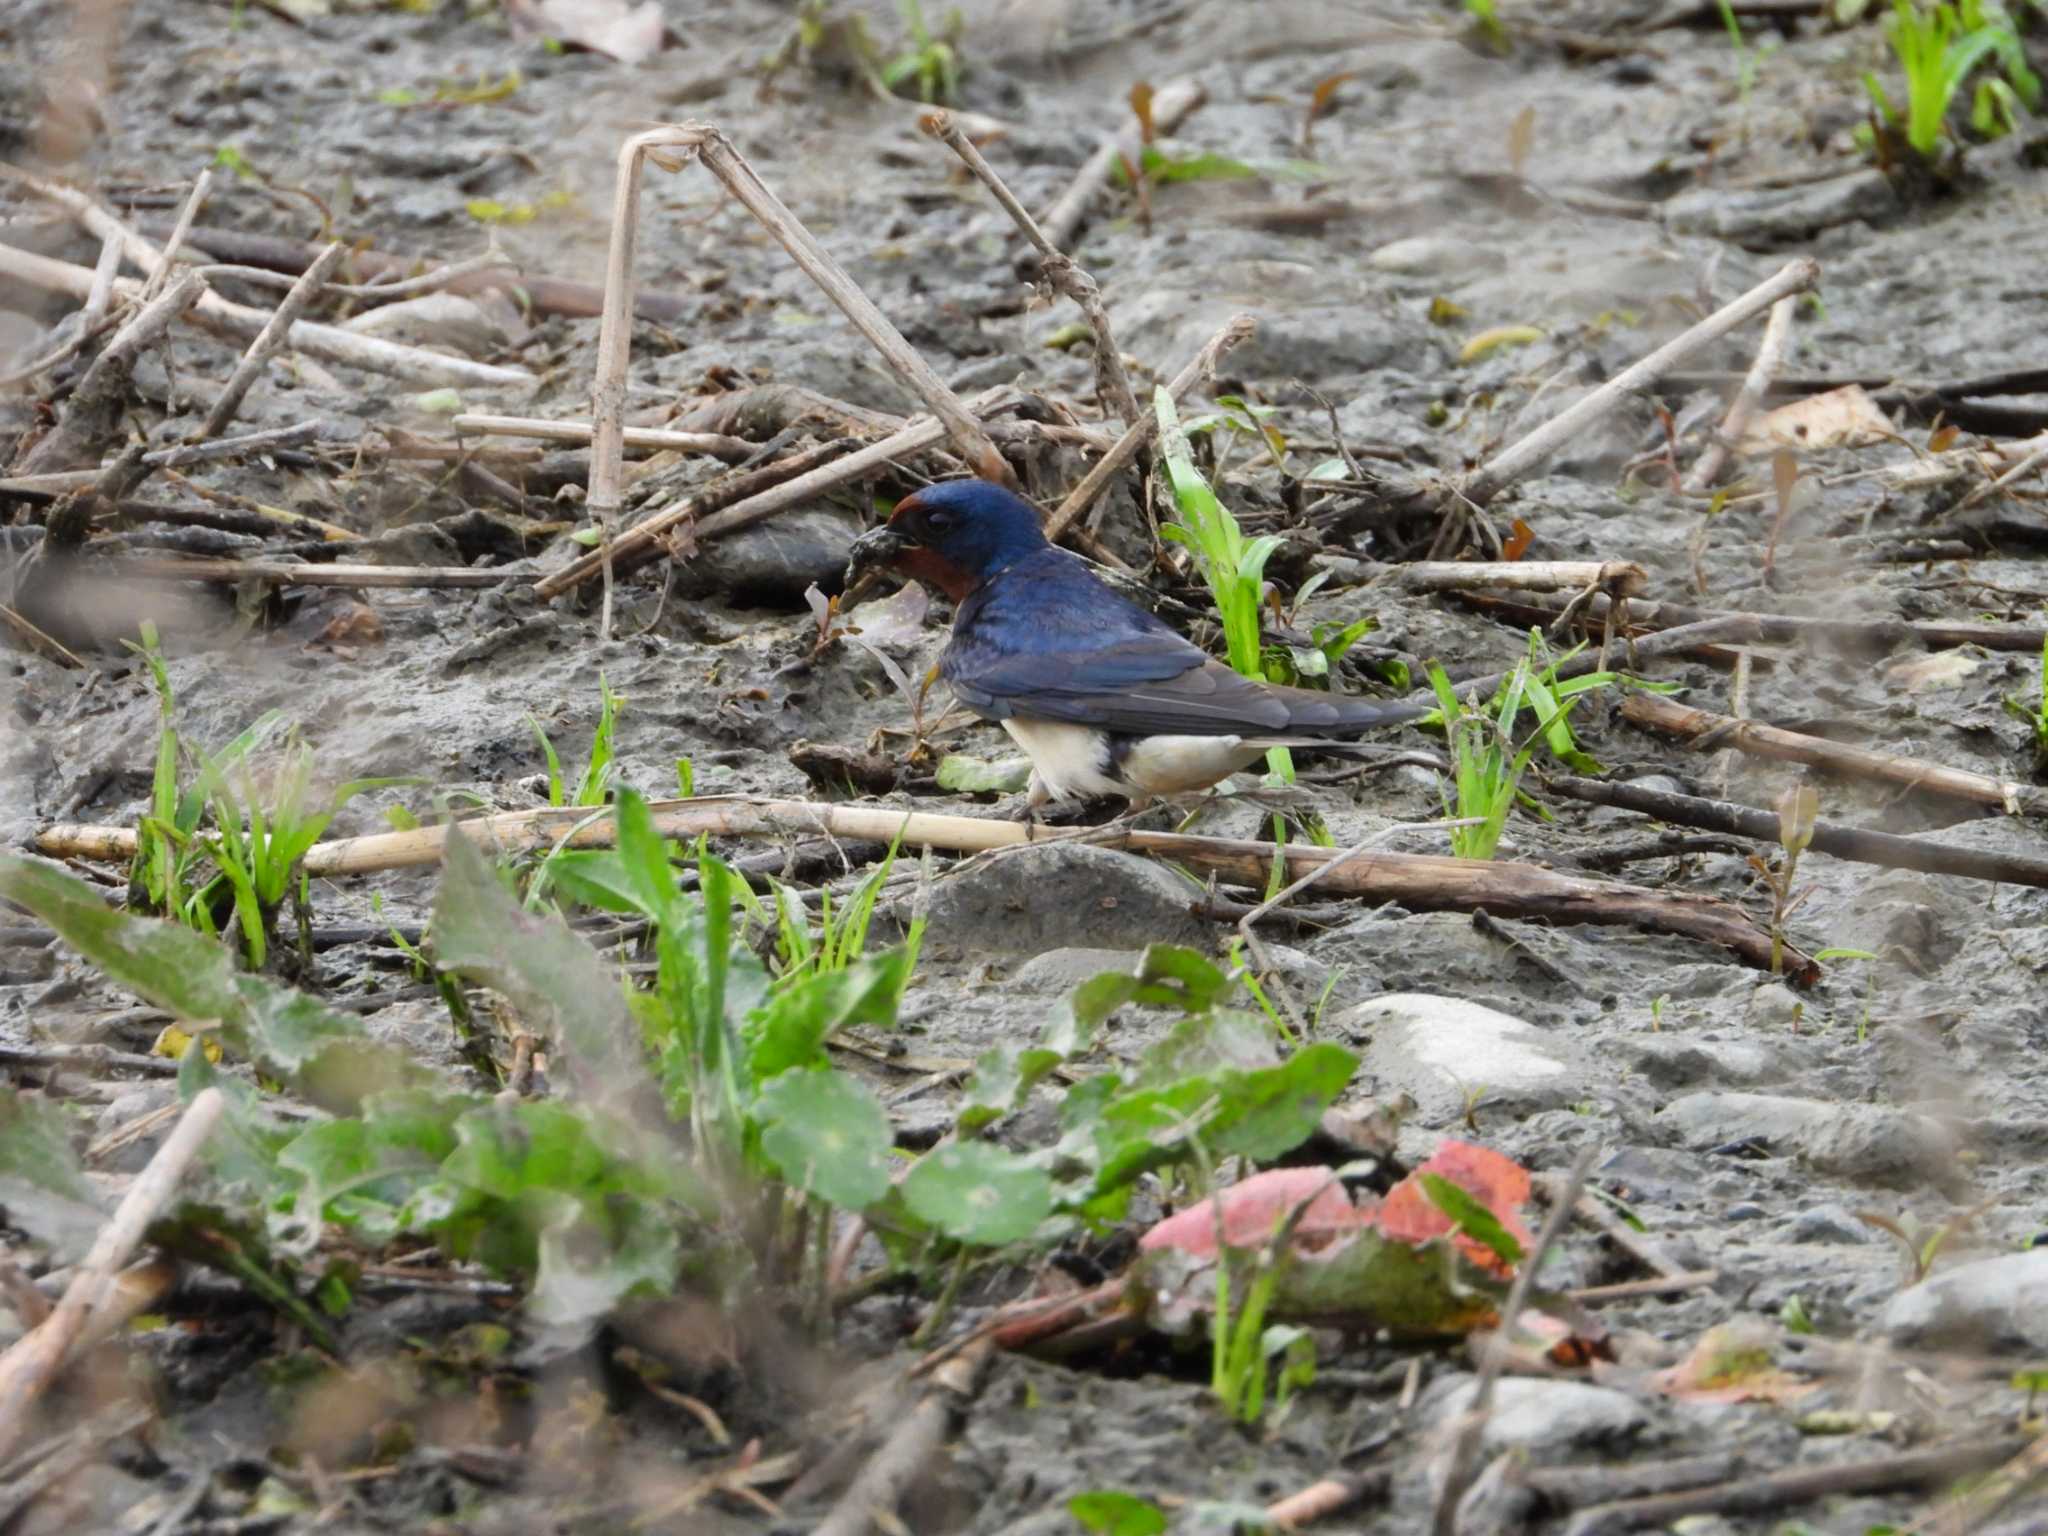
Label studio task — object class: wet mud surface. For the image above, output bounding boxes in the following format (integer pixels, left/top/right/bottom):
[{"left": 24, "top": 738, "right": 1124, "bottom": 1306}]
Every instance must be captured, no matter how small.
[{"left": 5, "top": 0, "right": 2048, "bottom": 1531}]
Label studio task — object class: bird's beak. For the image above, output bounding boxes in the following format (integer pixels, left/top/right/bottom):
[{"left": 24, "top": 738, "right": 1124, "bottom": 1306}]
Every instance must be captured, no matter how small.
[{"left": 845, "top": 524, "right": 909, "bottom": 586}]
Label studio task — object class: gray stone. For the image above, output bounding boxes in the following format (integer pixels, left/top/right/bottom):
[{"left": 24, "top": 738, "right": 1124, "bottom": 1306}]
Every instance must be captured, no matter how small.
[
  {"left": 1367, "top": 235, "right": 1495, "bottom": 275},
  {"left": 1880, "top": 1250, "right": 2048, "bottom": 1352},
  {"left": 1745, "top": 982, "right": 1807, "bottom": 1029},
  {"left": 1620, "top": 1035, "right": 1778, "bottom": 1090},
  {"left": 922, "top": 843, "right": 1211, "bottom": 954},
  {"left": 1428, "top": 1376, "right": 1648, "bottom": 1457},
  {"left": 1009, "top": 947, "right": 1145, "bottom": 994},
  {"left": 1663, "top": 169, "right": 1894, "bottom": 242},
  {"left": 669, "top": 506, "right": 862, "bottom": 602},
  {"left": 1343, "top": 994, "right": 1587, "bottom": 1123},
  {"left": 1585, "top": 774, "right": 1685, "bottom": 826},
  {"left": 1658, "top": 1092, "right": 1958, "bottom": 1189},
  {"left": 1783, "top": 1204, "right": 1872, "bottom": 1245}
]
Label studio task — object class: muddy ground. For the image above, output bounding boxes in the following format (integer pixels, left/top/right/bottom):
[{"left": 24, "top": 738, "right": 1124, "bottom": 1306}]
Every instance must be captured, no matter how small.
[{"left": 4, "top": 0, "right": 2048, "bottom": 1531}]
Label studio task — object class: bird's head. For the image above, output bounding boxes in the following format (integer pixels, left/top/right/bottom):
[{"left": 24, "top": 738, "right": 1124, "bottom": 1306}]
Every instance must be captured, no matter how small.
[{"left": 845, "top": 479, "right": 1048, "bottom": 600}]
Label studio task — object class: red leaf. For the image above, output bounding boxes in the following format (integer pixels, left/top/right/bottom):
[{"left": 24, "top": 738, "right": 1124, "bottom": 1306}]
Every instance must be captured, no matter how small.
[
  {"left": 1374, "top": 1140, "right": 1534, "bottom": 1275},
  {"left": 1139, "top": 1167, "right": 1373, "bottom": 1260}
]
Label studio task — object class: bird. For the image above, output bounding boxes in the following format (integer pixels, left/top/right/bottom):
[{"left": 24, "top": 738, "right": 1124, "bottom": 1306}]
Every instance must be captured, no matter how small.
[{"left": 845, "top": 478, "right": 1424, "bottom": 809}]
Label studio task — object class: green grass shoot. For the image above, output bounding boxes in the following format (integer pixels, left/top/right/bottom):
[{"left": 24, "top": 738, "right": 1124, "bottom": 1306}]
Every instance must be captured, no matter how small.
[{"left": 1862, "top": 0, "right": 2040, "bottom": 161}]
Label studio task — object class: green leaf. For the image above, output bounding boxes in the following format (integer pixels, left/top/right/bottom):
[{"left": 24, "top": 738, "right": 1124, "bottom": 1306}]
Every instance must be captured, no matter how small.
[
  {"left": 1417, "top": 1172, "right": 1526, "bottom": 1271},
  {"left": 1069, "top": 1490, "right": 1168, "bottom": 1536},
  {"left": 755, "top": 1071, "right": 892, "bottom": 1210},
  {"left": 432, "top": 827, "right": 641, "bottom": 1102},
  {"left": 903, "top": 1140, "right": 1053, "bottom": 1245},
  {"left": 934, "top": 754, "right": 1033, "bottom": 793},
  {"left": 0, "top": 1088, "right": 104, "bottom": 1260},
  {"left": 747, "top": 949, "right": 912, "bottom": 1081},
  {"left": 0, "top": 854, "right": 426, "bottom": 1112}
]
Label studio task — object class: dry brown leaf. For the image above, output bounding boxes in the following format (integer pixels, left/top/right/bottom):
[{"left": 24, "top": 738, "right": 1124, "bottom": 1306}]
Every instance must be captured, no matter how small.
[
  {"left": 503, "top": 0, "right": 667, "bottom": 64},
  {"left": 1741, "top": 384, "right": 1892, "bottom": 452}
]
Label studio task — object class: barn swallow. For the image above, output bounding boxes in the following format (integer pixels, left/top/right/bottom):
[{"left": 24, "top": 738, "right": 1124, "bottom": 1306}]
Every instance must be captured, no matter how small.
[{"left": 846, "top": 479, "right": 1423, "bottom": 807}]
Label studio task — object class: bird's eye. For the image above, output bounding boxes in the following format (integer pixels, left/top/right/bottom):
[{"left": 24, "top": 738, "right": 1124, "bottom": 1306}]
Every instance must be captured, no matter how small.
[{"left": 924, "top": 509, "right": 954, "bottom": 533}]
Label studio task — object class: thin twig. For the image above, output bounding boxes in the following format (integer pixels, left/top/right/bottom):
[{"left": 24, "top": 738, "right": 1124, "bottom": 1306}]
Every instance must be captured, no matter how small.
[
  {"left": 140, "top": 167, "right": 212, "bottom": 303},
  {"left": 1432, "top": 1145, "right": 1600, "bottom": 1536},
  {"left": 0, "top": 168, "right": 534, "bottom": 389},
  {"left": 1565, "top": 1436, "right": 2028, "bottom": 1536},
  {"left": 450, "top": 412, "right": 752, "bottom": 461},
  {"left": 0, "top": 1088, "right": 223, "bottom": 1461},
  {"left": 1551, "top": 773, "right": 2048, "bottom": 887},
  {"left": 1463, "top": 258, "right": 1820, "bottom": 508},
  {"left": 1043, "top": 312, "right": 1256, "bottom": 545},
  {"left": 1620, "top": 691, "right": 2047, "bottom": 817},
  {"left": 195, "top": 240, "right": 347, "bottom": 440},
  {"left": 812, "top": 1337, "right": 994, "bottom": 1536},
  {"left": 0, "top": 604, "right": 88, "bottom": 669},
  {"left": 541, "top": 388, "right": 1015, "bottom": 601},
  {"left": 1952, "top": 431, "right": 2048, "bottom": 513},
  {"left": 13, "top": 268, "right": 208, "bottom": 476},
  {"left": 1684, "top": 293, "right": 1795, "bottom": 491},
  {"left": 1038, "top": 77, "right": 1207, "bottom": 256},
  {"left": 921, "top": 109, "right": 1140, "bottom": 429}
]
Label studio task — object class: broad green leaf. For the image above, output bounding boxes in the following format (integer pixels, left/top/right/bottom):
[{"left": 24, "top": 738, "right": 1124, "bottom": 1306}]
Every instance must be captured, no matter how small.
[
  {"left": 747, "top": 949, "right": 912, "bottom": 1082},
  {"left": 433, "top": 827, "right": 640, "bottom": 1102},
  {"left": 1069, "top": 1490, "right": 1168, "bottom": 1536},
  {"left": 1260, "top": 1226, "right": 1508, "bottom": 1338},
  {"left": 755, "top": 1071, "right": 892, "bottom": 1210},
  {"left": 903, "top": 1141, "right": 1052, "bottom": 1245},
  {"left": 934, "top": 754, "right": 1033, "bottom": 793},
  {"left": 530, "top": 1190, "right": 680, "bottom": 1330},
  {"left": 0, "top": 854, "right": 425, "bottom": 1112},
  {"left": 0, "top": 1088, "right": 103, "bottom": 1260}
]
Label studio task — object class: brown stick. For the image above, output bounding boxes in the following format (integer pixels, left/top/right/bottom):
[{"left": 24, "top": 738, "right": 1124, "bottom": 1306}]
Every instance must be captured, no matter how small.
[
  {"left": 1918, "top": 1425, "right": 2048, "bottom": 1535},
  {"left": 1266, "top": 1470, "right": 1392, "bottom": 1530},
  {"left": 1462, "top": 258, "right": 1821, "bottom": 509},
  {"left": 94, "top": 557, "right": 514, "bottom": 589},
  {"left": 14, "top": 270, "right": 208, "bottom": 475},
  {"left": 36, "top": 795, "right": 1817, "bottom": 978},
  {"left": 1394, "top": 561, "right": 1648, "bottom": 597},
  {"left": 140, "top": 168, "right": 213, "bottom": 303},
  {"left": 1563, "top": 1437, "right": 2029, "bottom": 1536},
  {"left": 1421, "top": 615, "right": 1765, "bottom": 706},
  {"left": 1520, "top": 1452, "right": 1738, "bottom": 1509},
  {"left": 195, "top": 240, "right": 347, "bottom": 440},
  {"left": 449, "top": 413, "right": 752, "bottom": 461},
  {"left": 921, "top": 109, "right": 1140, "bottom": 429},
  {"left": 812, "top": 1337, "right": 994, "bottom": 1536},
  {"left": 1548, "top": 775, "right": 2048, "bottom": 887},
  {"left": 1619, "top": 692, "right": 2047, "bottom": 817},
  {"left": 0, "top": 234, "right": 531, "bottom": 392},
  {"left": 1038, "top": 77, "right": 1207, "bottom": 256},
  {"left": 1684, "top": 293, "right": 1796, "bottom": 492},
  {"left": 1042, "top": 313, "right": 1257, "bottom": 545},
  {"left": 0, "top": 604, "right": 88, "bottom": 668},
  {"left": 0, "top": 1087, "right": 223, "bottom": 1461},
  {"left": 537, "top": 387, "right": 1016, "bottom": 601},
  {"left": 1455, "top": 588, "right": 2048, "bottom": 655},
  {"left": 150, "top": 221, "right": 690, "bottom": 322},
  {"left": 1565, "top": 1270, "right": 1719, "bottom": 1303}
]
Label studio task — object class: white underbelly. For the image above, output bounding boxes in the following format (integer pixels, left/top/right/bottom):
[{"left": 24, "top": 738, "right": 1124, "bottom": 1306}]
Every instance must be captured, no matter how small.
[
  {"left": 999, "top": 718, "right": 1124, "bottom": 800},
  {"left": 1116, "top": 734, "right": 1266, "bottom": 795},
  {"left": 999, "top": 719, "right": 1266, "bottom": 801}
]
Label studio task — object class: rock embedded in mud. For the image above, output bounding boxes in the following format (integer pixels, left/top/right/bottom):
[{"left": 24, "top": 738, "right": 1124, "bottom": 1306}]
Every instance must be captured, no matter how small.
[
  {"left": 1879, "top": 1249, "right": 2048, "bottom": 1352},
  {"left": 1657, "top": 1092, "right": 1959, "bottom": 1190},
  {"left": 1426, "top": 1376, "right": 1649, "bottom": 1457},
  {"left": 921, "top": 843, "right": 1211, "bottom": 954},
  {"left": 666, "top": 506, "right": 864, "bottom": 603},
  {"left": 1341, "top": 993, "right": 1589, "bottom": 1123}
]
